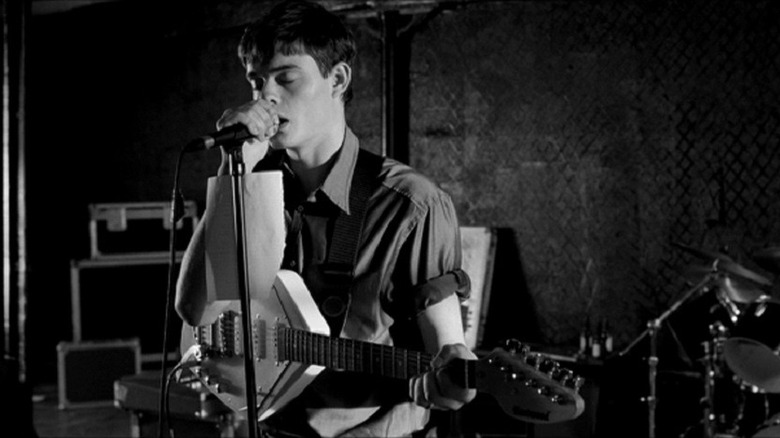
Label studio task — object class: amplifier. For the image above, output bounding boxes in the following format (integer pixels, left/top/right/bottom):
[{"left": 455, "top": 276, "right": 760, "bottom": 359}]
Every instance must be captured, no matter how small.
[
  {"left": 57, "top": 339, "right": 141, "bottom": 409},
  {"left": 88, "top": 202, "right": 198, "bottom": 260},
  {"left": 69, "top": 257, "right": 183, "bottom": 363}
]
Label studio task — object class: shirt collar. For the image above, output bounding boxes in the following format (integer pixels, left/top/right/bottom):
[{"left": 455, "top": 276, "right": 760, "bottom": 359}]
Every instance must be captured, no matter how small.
[{"left": 318, "top": 126, "right": 359, "bottom": 215}]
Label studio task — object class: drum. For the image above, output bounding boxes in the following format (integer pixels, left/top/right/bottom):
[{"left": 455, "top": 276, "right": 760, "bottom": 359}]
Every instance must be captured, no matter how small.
[
  {"left": 730, "top": 300, "right": 780, "bottom": 351},
  {"left": 752, "top": 412, "right": 780, "bottom": 437},
  {"left": 723, "top": 337, "right": 780, "bottom": 394},
  {"left": 722, "top": 300, "right": 780, "bottom": 435}
]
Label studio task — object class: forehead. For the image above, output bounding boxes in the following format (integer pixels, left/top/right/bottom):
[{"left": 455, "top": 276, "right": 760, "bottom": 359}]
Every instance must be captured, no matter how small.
[{"left": 245, "top": 53, "right": 319, "bottom": 77}]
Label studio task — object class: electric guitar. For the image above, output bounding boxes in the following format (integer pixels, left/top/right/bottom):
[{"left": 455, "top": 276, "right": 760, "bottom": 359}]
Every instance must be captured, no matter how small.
[{"left": 178, "top": 270, "right": 586, "bottom": 424}]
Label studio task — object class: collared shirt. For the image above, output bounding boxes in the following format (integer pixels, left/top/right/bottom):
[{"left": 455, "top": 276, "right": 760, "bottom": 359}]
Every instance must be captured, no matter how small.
[{"left": 254, "top": 127, "right": 467, "bottom": 437}]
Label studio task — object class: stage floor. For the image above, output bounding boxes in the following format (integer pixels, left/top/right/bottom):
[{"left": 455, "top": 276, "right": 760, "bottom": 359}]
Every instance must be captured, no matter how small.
[{"left": 32, "top": 384, "right": 132, "bottom": 437}]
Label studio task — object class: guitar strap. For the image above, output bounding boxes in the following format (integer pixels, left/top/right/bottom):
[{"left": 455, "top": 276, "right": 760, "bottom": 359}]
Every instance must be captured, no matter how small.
[
  {"left": 322, "top": 148, "right": 384, "bottom": 277},
  {"left": 318, "top": 148, "right": 384, "bottom": 333},
  {"left": 254, "top": 146, "right": 384, "bottom": 333}
]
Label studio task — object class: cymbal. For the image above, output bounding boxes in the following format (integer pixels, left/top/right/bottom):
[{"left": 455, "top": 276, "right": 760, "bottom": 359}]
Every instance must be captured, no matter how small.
[
  {"left": 685, "top": 267, "right": 764, "bottom": 301},
  {"left": 674, "top": 242, "right": 772, "bottom": 287},
  {"left": 753, "top": 246, "right": 780, "bottom": 275},
  {"left": 680, "top": 266, "right": 768, "bottom": 307},
  {"left": 723, "top": 337, "right": 780, "bottom": 393},
  {"left": 673, "top": 242, "right": 734, "bottom": 263},
  {"left": 716, "top": 275, "right": 768, "bottom": 303}
]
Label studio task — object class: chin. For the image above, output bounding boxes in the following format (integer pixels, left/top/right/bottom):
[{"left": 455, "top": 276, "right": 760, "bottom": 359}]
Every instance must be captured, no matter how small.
[{"left": 269, "top": 133, "right": 288, "bottom": 149}]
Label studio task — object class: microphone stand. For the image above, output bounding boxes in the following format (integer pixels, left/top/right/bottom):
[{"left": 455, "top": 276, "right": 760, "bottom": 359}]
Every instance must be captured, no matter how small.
[
  {"left": 619, "top": 273, "right": 715, "bottom": 438},
  {"left": 227, "top": 145, "right": 259, "bottom": 438}
]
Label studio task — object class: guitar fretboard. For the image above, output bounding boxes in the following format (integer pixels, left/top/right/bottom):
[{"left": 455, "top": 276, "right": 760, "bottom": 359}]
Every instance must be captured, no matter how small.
[{"left": 276, "top": 326, "right": 436, "bottom": 380}]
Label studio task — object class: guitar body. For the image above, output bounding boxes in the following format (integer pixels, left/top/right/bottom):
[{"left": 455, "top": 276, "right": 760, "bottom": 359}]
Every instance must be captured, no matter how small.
[
  {"left": 179, "top": 270, "right": 329, "bottom": 420},
  {"left": 179, "top": 269, "right": 586, "bottom": 425}
]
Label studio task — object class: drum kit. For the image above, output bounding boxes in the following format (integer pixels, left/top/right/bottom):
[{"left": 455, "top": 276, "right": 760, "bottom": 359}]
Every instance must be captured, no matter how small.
[
  {"left": 620, "top": 243, "right": 780, "bottom": 438},
  {"left": 666, "top": 244, "right": 780, "bottom": 438}
]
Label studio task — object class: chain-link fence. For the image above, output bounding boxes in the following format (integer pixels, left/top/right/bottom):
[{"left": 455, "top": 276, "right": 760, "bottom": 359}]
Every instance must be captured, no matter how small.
[{"left": 349, "top": 0, "right": 780, "bottom": 356}]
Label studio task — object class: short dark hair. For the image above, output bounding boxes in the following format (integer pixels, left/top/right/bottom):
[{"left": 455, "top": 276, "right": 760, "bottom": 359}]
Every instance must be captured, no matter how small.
[{"left": 238, "top": 0, "right": 357, "bottom": 103}]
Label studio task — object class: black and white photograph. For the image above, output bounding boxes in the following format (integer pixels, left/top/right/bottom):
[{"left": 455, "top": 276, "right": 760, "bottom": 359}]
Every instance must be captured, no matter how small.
[{"left": 3, "top": 1, "right": 780, "bottom": 437}]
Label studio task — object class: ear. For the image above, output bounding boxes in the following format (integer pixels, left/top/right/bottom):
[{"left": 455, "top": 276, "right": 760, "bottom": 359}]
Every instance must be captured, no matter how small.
[{"left": 330, "top": 62, "right": 352, "bottom": 100}]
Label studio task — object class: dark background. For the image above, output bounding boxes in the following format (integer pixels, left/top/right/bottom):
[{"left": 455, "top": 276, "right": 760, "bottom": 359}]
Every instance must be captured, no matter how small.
[{"left": 17, "top": 1, "right": 780, "bottom": 436}]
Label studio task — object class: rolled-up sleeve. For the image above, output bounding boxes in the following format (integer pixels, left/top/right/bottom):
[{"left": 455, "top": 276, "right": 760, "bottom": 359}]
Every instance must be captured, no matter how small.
[{"left": 388, "top": 190, "right": 471, "bottom": 319}]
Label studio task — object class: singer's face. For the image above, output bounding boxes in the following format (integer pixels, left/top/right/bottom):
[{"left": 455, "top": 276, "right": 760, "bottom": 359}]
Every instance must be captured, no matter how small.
[{"left": 245, "top": 53, "right": 344, "bottom": 152}]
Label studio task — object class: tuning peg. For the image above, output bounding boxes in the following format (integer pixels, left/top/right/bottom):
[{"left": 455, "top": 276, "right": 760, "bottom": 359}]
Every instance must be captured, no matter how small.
[
  {"left": 519, "top": 344, "right": 530, "bottom": 357},
  {"left": 503, "top": 339, "right": 528, "bottom": 355},
  {"left": 565, "top": 375, "right": 585, "bottom": 393},
  {"left": 557, "top": 369, "right": 575, "bottom": 386},
  {"left": 525, "top": 352, "right": 543, "bottom": 369},
  {"left": 553, "top": 368, "right": 573, "bottom": 384},
  {"left": 539, "top": 358, "right": 559, "bottom": 375}
]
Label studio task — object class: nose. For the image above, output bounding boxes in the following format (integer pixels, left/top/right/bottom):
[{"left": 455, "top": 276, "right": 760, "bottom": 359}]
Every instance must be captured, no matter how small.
[{"left": 258, "top": 81, "right": 280, "bottom": 105}]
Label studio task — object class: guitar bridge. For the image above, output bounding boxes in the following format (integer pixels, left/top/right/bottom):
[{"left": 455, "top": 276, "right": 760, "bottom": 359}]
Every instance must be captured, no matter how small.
[{"left": 218, "top": 311, "right": 241, "bottom": 357}]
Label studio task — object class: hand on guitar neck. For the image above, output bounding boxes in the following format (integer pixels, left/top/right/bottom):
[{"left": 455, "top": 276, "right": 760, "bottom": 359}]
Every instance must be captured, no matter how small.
[
  {"left": 410, "top": 339, "right": 586, "bottom": 424},
  {"left": 409, "top": 343, "right": 477, "bottom": 410}
]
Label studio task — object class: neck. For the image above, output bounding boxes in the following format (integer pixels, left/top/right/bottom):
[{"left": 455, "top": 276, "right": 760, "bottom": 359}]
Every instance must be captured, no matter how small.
[
  {"left": 291, "top": 157, "right": 335, "bottom": 197},
  {"left": 288, "top": 120, "right": 346, "bottom": 195}
]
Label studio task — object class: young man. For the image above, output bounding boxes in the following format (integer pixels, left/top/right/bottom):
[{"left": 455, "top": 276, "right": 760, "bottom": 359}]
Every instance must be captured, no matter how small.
[{"left": 175, "top": 1, "right": 476, "bottom": 436}]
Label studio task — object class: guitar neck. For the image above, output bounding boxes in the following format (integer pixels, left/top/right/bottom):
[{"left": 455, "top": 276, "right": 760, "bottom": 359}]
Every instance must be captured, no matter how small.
[{"left": 276, "top": 326, "right": 475, "bottom": 386}]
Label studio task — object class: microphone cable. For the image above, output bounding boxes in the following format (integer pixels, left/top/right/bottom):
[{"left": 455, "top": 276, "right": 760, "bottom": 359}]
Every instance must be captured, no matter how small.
[{"left": 157, "top": 145, "right": 189, "bottom": 438}]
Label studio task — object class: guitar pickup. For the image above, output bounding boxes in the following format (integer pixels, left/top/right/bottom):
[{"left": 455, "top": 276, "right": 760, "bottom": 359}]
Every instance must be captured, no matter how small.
[{"left": 254, "top": 316, "right": 266, "bottom": 360}]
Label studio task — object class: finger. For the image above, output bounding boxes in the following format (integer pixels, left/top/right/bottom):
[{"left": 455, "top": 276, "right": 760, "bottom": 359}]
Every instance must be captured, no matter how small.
[
  {"left": 427, "top": 344, "right": 478, "bottom": 409},
  {"left": 245, "top": 101, "right": 279, "bottom": 138},
  {"left": 409, "top": 375, "right": 431, "bottom": 409},
  {"left": 215, "top": 101, "right": 278, "bottom": 138},
  {"left": 424, "top": 370, "right": 460, "bottom": 410},
  {"left": 431, "top": 344, "right": 455, "bottom": 368}
]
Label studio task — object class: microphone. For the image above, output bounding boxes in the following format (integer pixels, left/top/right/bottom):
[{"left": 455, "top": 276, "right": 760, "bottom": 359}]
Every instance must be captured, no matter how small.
[{"left": 184, "top": 124, "right": 254, "bottom": 153}]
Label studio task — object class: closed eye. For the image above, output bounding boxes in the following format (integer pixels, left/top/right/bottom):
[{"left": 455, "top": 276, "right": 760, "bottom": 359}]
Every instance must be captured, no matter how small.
[{"left": 274, "top": 71, "right": 299, "bottom": 85}]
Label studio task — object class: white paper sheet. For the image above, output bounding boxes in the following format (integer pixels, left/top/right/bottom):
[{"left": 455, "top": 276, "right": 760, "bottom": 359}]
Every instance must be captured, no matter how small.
[{"left": 204, "top": 170, "right": 285, "bottom": 302}]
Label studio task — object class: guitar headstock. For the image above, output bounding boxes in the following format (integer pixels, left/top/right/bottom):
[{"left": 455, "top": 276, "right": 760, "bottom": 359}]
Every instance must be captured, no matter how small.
[{"left": 475, "top": 339, "right": 586, "bottom": 424}]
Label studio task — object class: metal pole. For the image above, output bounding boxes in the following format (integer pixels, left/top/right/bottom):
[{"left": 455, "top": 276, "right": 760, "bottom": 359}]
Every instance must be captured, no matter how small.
[
  {"left": 626, "top": 274, "right": 714, "bottom": 438},
  {"left": 647, "top": 320, "right": 658, "bottom": 438},
  {"left": 381, "top": 10, "right": 398, "bottom": 159},
  {"left": 228, "top": 149, "right": 259, "bottom": 438},
  {"left": 2, "top": 1, "right": 35, "bottom": 435},
  {"left": 3, "top": 0, "right": 29, "bottom": 380}
]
